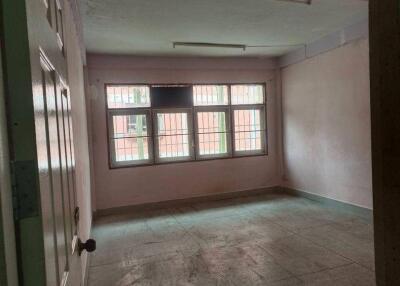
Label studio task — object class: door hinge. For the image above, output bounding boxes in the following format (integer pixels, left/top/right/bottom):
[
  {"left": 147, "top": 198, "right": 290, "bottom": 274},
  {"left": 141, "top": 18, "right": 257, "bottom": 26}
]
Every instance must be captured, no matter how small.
[
  {"left": 10, "top": 160, "right": 39, "bottom": 221},
  {"left": 74, "top": 206, "right": 80, "bottom": 225}
]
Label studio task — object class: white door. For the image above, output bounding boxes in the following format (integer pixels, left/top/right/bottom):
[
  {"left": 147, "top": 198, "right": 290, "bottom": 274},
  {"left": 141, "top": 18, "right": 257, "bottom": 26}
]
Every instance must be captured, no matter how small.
[{"left": 36, "top": 53, "right": 82, "bottom": 286}]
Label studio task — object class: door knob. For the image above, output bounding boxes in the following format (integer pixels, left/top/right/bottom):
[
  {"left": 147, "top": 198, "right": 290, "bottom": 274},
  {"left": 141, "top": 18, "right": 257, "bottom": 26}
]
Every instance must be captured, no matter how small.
[{"left": 78, "top": 238, "right": 96, "bottom": 256}]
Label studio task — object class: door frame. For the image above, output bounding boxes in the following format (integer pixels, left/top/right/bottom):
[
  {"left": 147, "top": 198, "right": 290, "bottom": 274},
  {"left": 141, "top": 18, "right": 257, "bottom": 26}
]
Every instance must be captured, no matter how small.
[
  {"left": 1, "top": 0, "right": 51, "bottom": 285},
  {"left": 370, "top": 0, "right": 400, "bottom": 285},
  {"left": 0, "top": 41, "right": 19, "bottom": 286}
]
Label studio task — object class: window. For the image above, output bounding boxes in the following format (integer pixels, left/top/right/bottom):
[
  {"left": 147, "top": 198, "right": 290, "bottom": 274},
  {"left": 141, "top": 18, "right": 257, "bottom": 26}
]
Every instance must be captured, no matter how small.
[
  {"left": 195, "top": 110, "right": 231, "bottom": 158},
  {"left": 193, "top": 85, "right": 229, "bottom": 106},
  {"left": 233, "top": 107, "right": 265, "bottom": 154},
  {"left": 193, "top": 85, "right": 231, "bottom": 158},
  {"left": 127, "top": 115, "right": 147, "bottom": 134},
  {"left": 109, "top": 111, "right": 152, "bottom": 166},
  {"left": 107, "top": 85, "right": 150, "bottom": 108},
  {"left": 231, "top": 84, "right": 264, "bottom": 105},
  {"left": 231, "top": 84, "right": 266, "bottom": 155},
  {"left": 107, "top": 85, "right": 153, "bottom": 167},
  {"left": 106, "top": 84, "right": 266, "bottom": 167},
  {"left": 154, "top": 110, "right": 193, "bottom": 162}
]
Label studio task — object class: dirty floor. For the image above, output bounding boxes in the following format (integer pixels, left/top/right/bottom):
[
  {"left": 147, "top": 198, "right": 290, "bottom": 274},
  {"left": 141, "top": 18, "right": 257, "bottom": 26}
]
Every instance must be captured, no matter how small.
[{"left": 88, "top": 193, "right": 375, "bottom": 286}]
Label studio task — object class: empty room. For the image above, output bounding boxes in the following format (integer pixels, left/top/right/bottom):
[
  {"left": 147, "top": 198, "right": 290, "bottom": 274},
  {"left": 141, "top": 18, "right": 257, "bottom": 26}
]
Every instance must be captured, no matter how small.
[{"left": 0, "top": 0, "right": 399, "bottom": 286}]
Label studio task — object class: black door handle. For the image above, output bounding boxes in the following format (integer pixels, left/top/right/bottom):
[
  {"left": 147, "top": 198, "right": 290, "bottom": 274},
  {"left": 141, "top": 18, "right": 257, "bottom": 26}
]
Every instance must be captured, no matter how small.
[{"left": 78, "top": 238, "right": 96, "bottom": 256}]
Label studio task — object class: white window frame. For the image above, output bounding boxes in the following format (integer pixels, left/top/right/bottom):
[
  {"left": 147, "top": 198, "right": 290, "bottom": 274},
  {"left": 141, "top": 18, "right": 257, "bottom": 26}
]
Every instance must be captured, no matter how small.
[
  {"left": 108, "top": 108, "right": 153, "bottom": 167},
  {"left": 105, "top": 83, "right": 267, "bottom": 168},
  {"left": 232, "top": 104, "right": 267, "bottom": 156},
  {"left": 153, "top": 108, "right": 194, "bottom": 163},
  {"left": 194, "top": 106, "right": 232, "bottom": 159}
]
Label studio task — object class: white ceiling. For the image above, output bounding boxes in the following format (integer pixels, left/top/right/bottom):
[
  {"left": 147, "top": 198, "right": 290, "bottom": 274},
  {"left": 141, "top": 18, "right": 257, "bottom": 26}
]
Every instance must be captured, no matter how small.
[{"left": 80, "top": 0, "right": 368, "bottom": 57}]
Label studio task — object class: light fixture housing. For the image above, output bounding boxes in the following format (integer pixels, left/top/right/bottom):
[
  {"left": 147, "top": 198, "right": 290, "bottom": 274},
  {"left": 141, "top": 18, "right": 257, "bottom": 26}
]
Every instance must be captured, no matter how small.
[
  {"left": 276, "top": 0, "right": 312, "bottom": 4},
  {"left": 173, "top": 42, "right": 246, "bottom": 51},
  {"left": 172, "top": 42, "right": 305, "bottom": 51}
]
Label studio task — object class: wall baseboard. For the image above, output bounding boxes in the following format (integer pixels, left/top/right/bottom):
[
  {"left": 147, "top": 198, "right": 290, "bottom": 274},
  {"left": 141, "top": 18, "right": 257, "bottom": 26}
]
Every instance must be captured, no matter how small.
[
  {"left": 280, "top": 187, "right": 373, "bottom": 221},
  {"left": 93, "top": 186, "right": 373, "bottom": 222},
  {"left": 94, "top": 186, "right": 281, "bottom": 219}
]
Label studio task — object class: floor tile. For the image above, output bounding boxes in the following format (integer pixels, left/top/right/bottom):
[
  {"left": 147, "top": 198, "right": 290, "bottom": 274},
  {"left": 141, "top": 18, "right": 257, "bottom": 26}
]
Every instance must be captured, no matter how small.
[
  {"left": 88, "top": 194, "right": 375, "bottom": 286},
  {"left": 297, "top": 263, "right": 376, "bottom": 285},
  {"left": 181, "top": 214, "right": 293, "bottom": 248},
  {"left": 199, "top": 242, "right": 295, "bottom": 285},
  {"left": 91, "top": 231, "right": 201, "bottom": 267},
  {"left": 258, "top": 235, "right": 352, "bottom": 275},
  {"left": 89, "top": 251, "right": 225, "bottom": 286},
  {"left": 297, "top": 220, "right": 375, "bottom": 270}
]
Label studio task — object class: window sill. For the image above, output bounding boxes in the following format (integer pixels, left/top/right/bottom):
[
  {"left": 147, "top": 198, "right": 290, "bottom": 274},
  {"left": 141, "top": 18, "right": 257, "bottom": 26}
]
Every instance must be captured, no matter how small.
[{"left": 109, "top": 152, "right": 268, "bottom": 170}]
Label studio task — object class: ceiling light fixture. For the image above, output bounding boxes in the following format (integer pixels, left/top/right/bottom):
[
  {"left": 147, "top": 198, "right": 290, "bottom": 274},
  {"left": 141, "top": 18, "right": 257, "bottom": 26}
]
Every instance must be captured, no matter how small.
[
  {"left": 173, "top": 42, "right": 247, "bottom": 51},
  {"left": 173, "top": 42, "right": 304, "bottom": 51},
  {"left": 275, "top": 0, "right": 312, "bottom": 4}
]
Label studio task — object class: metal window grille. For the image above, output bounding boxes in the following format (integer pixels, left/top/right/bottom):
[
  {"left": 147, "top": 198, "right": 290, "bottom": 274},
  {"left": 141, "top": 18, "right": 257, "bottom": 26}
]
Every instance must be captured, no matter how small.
[
  {"left": 233, "top": 108, "right": 265, "bottom": 153},
  {"left": 231, "top": 84, "right": 264, "bottom": 105},
  {"left": 106, "top": 84, "right": 267, "bottom": 168},
  {"left": 108, "top": 109, "right": 152, "bottom": 166},
  {"left": 154, "top": 111, "right": 193, "bottom": 162},
  {"left": 193, "top": 85, "right": 229, "bottom": 106},
  {"left": 195, "top": 110, "right": 231, "bottom": 158},
  {"left": 107, "top": 85, "right": 150, "bottom": 109}
]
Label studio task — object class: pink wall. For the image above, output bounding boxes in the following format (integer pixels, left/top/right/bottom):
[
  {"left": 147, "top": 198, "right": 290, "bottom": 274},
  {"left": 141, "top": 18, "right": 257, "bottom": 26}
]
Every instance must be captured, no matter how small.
[
  {"left": 87, "top": 55, "right": 281, "bottom": 210},
  {"left": 281, "top": 38, "right": 372, "bottom": 209}
]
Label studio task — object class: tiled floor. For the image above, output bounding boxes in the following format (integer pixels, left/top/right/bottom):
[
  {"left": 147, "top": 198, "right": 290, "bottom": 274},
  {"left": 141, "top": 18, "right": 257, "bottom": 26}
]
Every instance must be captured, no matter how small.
[{"left": 88, "top": 193, "right": 375, "bottom": 285}]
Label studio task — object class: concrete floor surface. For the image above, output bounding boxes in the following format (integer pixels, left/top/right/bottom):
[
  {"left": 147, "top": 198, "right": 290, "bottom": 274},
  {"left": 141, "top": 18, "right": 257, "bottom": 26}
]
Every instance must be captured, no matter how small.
[{"left": 88, "top": 193, "right": 375, "bottom": 286}]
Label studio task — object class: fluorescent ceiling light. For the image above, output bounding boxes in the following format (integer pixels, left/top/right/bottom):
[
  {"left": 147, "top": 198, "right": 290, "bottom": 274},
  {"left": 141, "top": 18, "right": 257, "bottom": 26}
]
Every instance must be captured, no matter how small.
[
  {"left": 173, "top": 42, "right": 304, "bottom": 51},
  {"left": 276, "top": 0, "right": 312, "bottom": 4},
  {"left": 173, "top": 42, "right": 247, "bottom": 50}
]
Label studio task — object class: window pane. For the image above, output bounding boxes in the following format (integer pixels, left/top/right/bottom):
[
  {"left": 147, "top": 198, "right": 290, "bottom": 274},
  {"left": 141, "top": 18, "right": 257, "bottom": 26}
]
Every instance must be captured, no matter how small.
[
  {"left": 107, "top": 85, "right": 150, "bottom": 108},
  {"left": 111, "top": 114, "right": 150, "bottom": 163},
  {"left": 193, "top": 85, "right": 228, "bottom": 106},
  {"left": 151, "top": 85, "right": 192, "bottom": 108},
  {"left": 157, "top": 113, "right": 190, "bottom": 159},
  {"left": 234, "top": 109, "right": 263, "bottom": 151},
  {"left": 231, "top": 85, "right": 264, "bottom": 105},
  {"left": 197, "top": 112, "right": 228, "bottom": 155},
  {"left": 112, "top": 114, "right": 148, "bottom": 138},
  {"left": 113, "top": 137, "right": 150, "bottom": 162}
]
